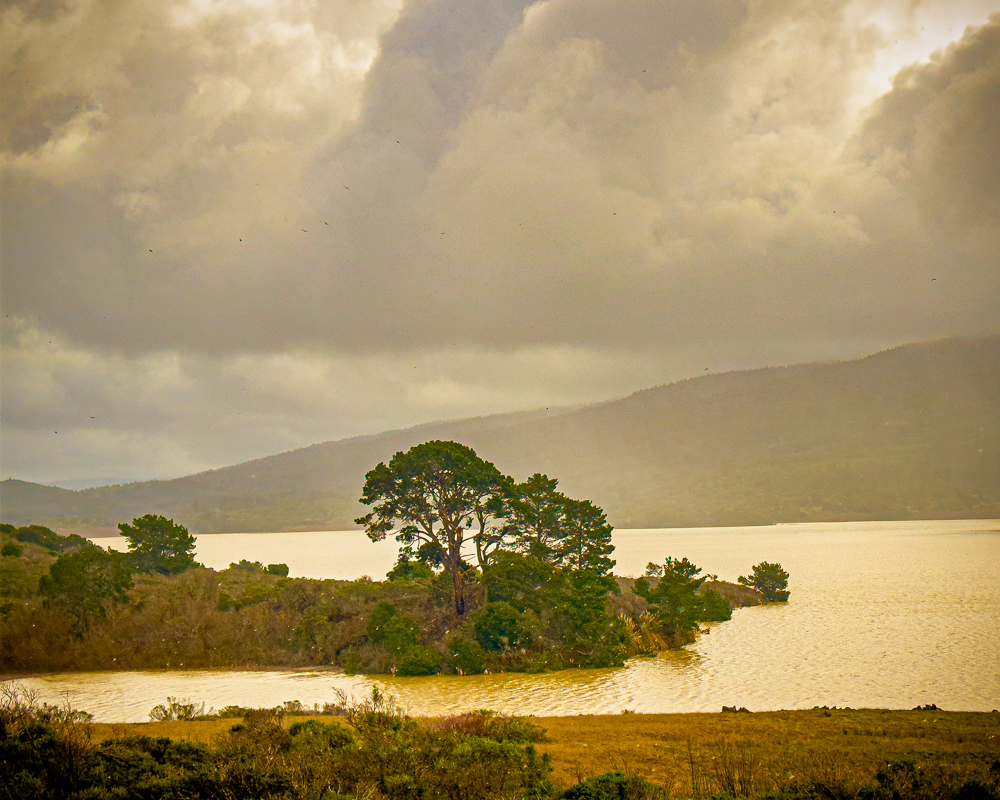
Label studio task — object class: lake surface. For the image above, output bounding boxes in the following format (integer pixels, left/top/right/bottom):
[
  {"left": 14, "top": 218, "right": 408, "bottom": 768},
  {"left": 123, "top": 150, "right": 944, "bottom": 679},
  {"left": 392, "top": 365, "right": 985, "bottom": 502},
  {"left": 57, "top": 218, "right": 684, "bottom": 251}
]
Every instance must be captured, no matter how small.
[{"left": 11, "top": 519, "right": 999, "bottom": 721}]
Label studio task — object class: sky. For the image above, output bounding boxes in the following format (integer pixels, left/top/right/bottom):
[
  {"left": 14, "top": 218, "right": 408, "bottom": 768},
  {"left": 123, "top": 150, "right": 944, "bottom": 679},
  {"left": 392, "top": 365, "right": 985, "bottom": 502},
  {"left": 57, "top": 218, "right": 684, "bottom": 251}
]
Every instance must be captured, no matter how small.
[{"left": 2, "top": 0, "right": 999, "bottom": 485}]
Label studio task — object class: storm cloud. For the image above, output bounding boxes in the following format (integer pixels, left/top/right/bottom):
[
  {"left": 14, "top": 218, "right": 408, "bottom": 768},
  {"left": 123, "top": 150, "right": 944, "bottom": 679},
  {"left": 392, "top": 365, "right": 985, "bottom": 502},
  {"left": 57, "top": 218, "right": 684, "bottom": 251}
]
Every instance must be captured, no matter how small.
[{"left": 2, "top": 0, "right": 998, "bottom": 482}]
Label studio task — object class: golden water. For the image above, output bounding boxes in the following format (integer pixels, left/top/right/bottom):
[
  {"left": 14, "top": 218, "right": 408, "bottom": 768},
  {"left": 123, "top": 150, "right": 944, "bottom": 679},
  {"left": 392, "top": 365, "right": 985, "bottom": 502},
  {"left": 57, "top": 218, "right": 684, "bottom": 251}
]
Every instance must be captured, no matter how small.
[{"left": 12, "top": 519, "right": 999, "bottom": 721}]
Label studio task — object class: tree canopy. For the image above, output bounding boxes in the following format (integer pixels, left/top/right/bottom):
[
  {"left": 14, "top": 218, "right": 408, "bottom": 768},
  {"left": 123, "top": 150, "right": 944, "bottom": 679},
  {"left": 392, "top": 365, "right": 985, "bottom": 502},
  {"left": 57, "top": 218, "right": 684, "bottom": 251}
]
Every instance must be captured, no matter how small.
[
  {"left": 118, "top": 514, "right": 199, "bottom": 575},
  {"left": 738, "top": 561, "right": 790, "bottom": 602},
  {"left": 356, "top": 441, "right": 505, "bottom": 615},
  {"left": 38, "top": 548, "right": 133, "bottom": 633},
  {"left": 633, "top": 557, "right": 731, "bottom": 642}
]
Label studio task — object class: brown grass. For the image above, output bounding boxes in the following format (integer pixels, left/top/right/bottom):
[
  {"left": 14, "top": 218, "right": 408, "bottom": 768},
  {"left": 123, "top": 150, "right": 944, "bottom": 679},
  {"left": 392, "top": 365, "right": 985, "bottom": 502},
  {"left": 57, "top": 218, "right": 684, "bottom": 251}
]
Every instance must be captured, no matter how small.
[{"left": 90, "top": 708, "right": 1000, "bottom": 795}]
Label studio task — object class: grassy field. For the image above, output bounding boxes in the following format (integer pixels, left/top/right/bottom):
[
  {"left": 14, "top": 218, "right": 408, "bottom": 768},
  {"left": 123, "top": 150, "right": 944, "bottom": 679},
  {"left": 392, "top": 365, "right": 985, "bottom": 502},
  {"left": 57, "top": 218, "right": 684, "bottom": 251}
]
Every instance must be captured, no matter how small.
[{"left": 91, "top": 708, "right": 1000, "bottom": 795}]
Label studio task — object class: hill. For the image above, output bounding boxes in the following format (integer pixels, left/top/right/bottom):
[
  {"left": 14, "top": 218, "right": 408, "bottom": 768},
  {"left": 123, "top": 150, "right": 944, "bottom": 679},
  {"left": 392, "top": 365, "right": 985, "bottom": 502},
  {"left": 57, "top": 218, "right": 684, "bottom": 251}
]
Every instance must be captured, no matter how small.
[{"left": 2, "top": 337, "right": 998, "bottom": 532}]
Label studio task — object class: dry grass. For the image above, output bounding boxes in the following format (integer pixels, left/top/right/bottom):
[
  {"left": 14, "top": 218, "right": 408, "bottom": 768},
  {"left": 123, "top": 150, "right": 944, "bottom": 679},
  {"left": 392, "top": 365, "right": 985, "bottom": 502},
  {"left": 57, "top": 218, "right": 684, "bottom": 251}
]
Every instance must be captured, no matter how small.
[
  {"left": 532, "top": 709, "right": 1000, "bottom": 793},
  {"left": 90, "top": 708, "right": 1000, "bottom": 795}
]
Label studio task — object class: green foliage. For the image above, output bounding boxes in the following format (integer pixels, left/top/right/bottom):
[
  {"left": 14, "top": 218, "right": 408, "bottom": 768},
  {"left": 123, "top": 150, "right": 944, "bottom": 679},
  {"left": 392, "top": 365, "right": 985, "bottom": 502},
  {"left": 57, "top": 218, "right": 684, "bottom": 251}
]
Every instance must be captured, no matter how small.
[
  {"left": 561, "top": 770, "right": 667, "bottom": 800},
  {"left": 381, "top": 614, "right": 419, "bottom": 656},
  {"left": 739, "top": 560, "right": 791, "bottom": 602},
  {"left": 2, "top": 543, "right": 22, "bottom": 557},
  {"left": 231, "top": 559, "right": 264, "bottom": 571},
  {"left": 12, "top": 525, "right": 95, "bottom": 553},
  {"left": 38, "top": 547, "right": 133, "bottom": 633},
  {"left": 699, "top": 588, "right": 733, "bottom": 622},
  {"left": 367, "top": 600, "right": 400, "bottom": 643},
  {"left": 386, "top": 555, "right": 435, "bottom": 582},
  {"left": 633, "top": 557, "right": 717, "bottom": 644},
  {"left": 446, "top": 636, "right": 487, "bottom": 674},
  {"left": 395, "top": 644, "right": 441, "bottom": 676},
  {"left": 496, "top": 475, "right": 616, "bottom": 576},
  {"left": 265, "top": 563, "right": 289, "bottom": 577},
  {"left": 356, "top": 440, "right": 506, "bottom": 615},
  {"left": 482, "top": 551, "right": 554, "bottom": 613},
  {"left": 119, "top": 514, "right": 199, "bottom": 575},
  {"left": 474, "top": 601, "right": 530, "bottom": 651}
]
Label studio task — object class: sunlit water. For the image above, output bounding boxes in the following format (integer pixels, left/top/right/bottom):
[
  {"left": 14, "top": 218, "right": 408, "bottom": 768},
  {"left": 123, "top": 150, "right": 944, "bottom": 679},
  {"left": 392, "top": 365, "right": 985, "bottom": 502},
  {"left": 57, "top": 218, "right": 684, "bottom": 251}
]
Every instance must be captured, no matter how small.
[{"left": 9, "top": 520, "right": 999, "bottom": 722}]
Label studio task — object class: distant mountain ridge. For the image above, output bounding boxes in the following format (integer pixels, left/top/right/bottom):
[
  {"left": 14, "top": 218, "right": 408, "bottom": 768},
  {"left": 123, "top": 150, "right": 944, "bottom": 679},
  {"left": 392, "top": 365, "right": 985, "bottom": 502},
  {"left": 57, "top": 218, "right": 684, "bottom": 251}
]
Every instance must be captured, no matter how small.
[{"left": 3, "top": 336, "right": 998, "bottom": 532}]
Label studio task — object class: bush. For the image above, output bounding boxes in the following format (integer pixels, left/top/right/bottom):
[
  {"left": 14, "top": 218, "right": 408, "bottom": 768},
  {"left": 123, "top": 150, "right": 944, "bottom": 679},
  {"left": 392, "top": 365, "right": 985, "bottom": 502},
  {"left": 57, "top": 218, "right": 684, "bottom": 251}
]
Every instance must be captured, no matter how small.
[
  {"left": 148, "top": 697, "right": 207, "bottom": 721},
  {"left": 431, "top": 709, "right": 547, "bottom": 743},
  {"left": 474, "top": 601, "right": 529, "bottom": 651},
  {"left": 561, "top": 770, "right": 666, "bottom": 800},
  {"left": 447, "top": 636, "right": 487, "bottom": 674},
  {"left": 396, "top": 644, "right": 441, "bottom": 676}
]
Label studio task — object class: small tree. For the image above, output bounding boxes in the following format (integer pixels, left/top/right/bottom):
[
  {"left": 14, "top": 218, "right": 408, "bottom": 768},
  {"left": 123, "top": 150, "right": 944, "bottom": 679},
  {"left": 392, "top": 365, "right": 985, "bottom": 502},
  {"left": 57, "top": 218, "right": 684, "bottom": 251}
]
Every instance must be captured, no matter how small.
[
  {"left": 738, "top": 561, "right": 790, "bottom": 602},
  {"left": 39, "top": 548, "right": 133, "bottom": 633},
  {"left": 633, "top": 556, "right": 730, "bottom": 645},
  {"left": 118, "top": 514, "right": 198, "bottom": 575}
]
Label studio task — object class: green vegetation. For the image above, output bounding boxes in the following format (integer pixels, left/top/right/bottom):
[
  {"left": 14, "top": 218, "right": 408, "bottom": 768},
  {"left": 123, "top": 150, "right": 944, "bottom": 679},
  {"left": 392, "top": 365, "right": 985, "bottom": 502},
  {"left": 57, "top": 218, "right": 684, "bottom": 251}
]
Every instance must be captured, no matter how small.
[
  {"left": 357, "top": 440, "right": 507, "bottom": 615},
  {"left": 0, "top": 684, "right": 553, "bottom": 800},
  {"left": 738, "top": 562, "right": 790, "bottom": 602},
  {"left": 0, "top": 492, "right": 778, "bottom": 673},
  {"left": 118, "top": 513, "right": 199, "bottom": 575},
  {"left": 2, "top": 337, "right": 997, "bottom": 533},
  {"left": 3, "top": 685, "right": 998, "bottom": 800},
  {"left": 633, "top": 558, "right": 734, "bottom": 645}
]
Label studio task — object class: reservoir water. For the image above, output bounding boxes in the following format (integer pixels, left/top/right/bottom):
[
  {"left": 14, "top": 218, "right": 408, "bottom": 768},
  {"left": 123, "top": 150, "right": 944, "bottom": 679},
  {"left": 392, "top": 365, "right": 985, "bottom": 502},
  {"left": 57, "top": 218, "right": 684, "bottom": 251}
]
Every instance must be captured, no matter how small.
[{"left": 9, "top": 519, "right": 999, "bottom": 721}]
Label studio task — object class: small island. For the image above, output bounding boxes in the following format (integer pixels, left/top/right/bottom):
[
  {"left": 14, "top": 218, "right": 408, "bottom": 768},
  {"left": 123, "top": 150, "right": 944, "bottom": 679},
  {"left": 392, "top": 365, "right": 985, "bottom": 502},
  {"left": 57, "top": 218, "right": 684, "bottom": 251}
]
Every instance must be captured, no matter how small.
[{"left": 0, "top": 441, "right": 788, "bottom": 676}]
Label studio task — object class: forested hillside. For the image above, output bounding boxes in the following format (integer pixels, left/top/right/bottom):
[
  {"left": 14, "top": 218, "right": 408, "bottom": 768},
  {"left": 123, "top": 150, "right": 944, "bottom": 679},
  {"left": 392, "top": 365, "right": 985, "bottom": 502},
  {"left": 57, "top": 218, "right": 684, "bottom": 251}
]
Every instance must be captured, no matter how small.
[{"left": 3, "top": 337, "right": 998, "bottom": 532}]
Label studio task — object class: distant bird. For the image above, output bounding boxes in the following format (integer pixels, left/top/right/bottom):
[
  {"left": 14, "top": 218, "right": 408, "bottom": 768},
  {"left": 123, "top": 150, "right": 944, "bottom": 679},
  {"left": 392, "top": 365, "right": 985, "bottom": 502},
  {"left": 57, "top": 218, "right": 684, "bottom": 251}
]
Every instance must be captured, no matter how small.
[
  {"left": 344, "top": 186, "right": 350, "bottom": 189},
  {"left": 302, "top": 229, "right": 308, "bottom": 232},
  {"left": 325, "top": 222, "right": 329, "bottom": 226},
  {"left": 931, "top": 278, "right": 937, "bottom": 281}
]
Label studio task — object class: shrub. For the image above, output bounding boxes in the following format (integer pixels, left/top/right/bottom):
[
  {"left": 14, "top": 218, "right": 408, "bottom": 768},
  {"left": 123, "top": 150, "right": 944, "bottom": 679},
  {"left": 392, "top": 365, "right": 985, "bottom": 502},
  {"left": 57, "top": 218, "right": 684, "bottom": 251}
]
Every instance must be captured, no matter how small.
[
  {"left": 396, "top": 644, "right": 441, "bottom": 676},
  {"left": 431, "top": 709, "right": 547, "bottom": 743},
  {"left": 474, "top": 601, "right": 529, "bottom": 651},
  {"left": 447, "top": 636, "right": 487, "bottom": 674},
  {"left": 561, "top": 770, "right": 666, "bottom": 800},
  {"left": 148, "top": 696, "right": 207, "bottom": 721}
]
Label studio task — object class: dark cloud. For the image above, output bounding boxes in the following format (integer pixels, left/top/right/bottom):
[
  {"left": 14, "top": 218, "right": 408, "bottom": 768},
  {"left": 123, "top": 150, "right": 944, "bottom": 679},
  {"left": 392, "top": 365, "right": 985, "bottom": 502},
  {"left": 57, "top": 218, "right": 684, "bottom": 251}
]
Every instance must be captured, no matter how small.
[
  {"left": 851, "top": 13, "right": 1000, "bottom": 238},
  {"left": 1, "top": 0, "right": 998, "bottom": 481}
]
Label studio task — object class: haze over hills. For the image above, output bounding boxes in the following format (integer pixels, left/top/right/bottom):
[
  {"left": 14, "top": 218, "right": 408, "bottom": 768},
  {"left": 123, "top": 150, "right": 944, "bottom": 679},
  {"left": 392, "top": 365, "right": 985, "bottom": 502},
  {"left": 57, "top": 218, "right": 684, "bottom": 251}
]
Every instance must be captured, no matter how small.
[{"left": 2, "top": 337, "right": 998, "bottom": 533}]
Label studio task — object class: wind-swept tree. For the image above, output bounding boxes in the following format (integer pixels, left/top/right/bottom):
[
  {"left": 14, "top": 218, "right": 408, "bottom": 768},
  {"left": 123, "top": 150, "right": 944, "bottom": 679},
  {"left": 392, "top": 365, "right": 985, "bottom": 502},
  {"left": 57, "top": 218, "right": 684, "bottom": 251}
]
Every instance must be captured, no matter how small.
[
  {"left": 356, "top": 441, "right": 505, "bottom": 616},
  {"left": 118, "top": 514, "right": 198, "bottom": 575}
]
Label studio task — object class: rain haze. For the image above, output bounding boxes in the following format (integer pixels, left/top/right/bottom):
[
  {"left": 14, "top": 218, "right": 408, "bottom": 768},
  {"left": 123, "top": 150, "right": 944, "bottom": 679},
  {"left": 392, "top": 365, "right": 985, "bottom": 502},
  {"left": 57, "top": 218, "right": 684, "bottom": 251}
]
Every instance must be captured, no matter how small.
[{"left": 2, "top": 0, "right": 999, "bottom": 486}]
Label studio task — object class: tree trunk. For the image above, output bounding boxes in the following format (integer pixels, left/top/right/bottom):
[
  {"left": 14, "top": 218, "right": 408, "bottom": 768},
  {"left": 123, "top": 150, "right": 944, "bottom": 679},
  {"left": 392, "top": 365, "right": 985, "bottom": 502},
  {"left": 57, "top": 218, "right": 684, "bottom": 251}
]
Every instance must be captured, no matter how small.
[{"left": 452, "top": 565, "right": 465, "bottom": 616}]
